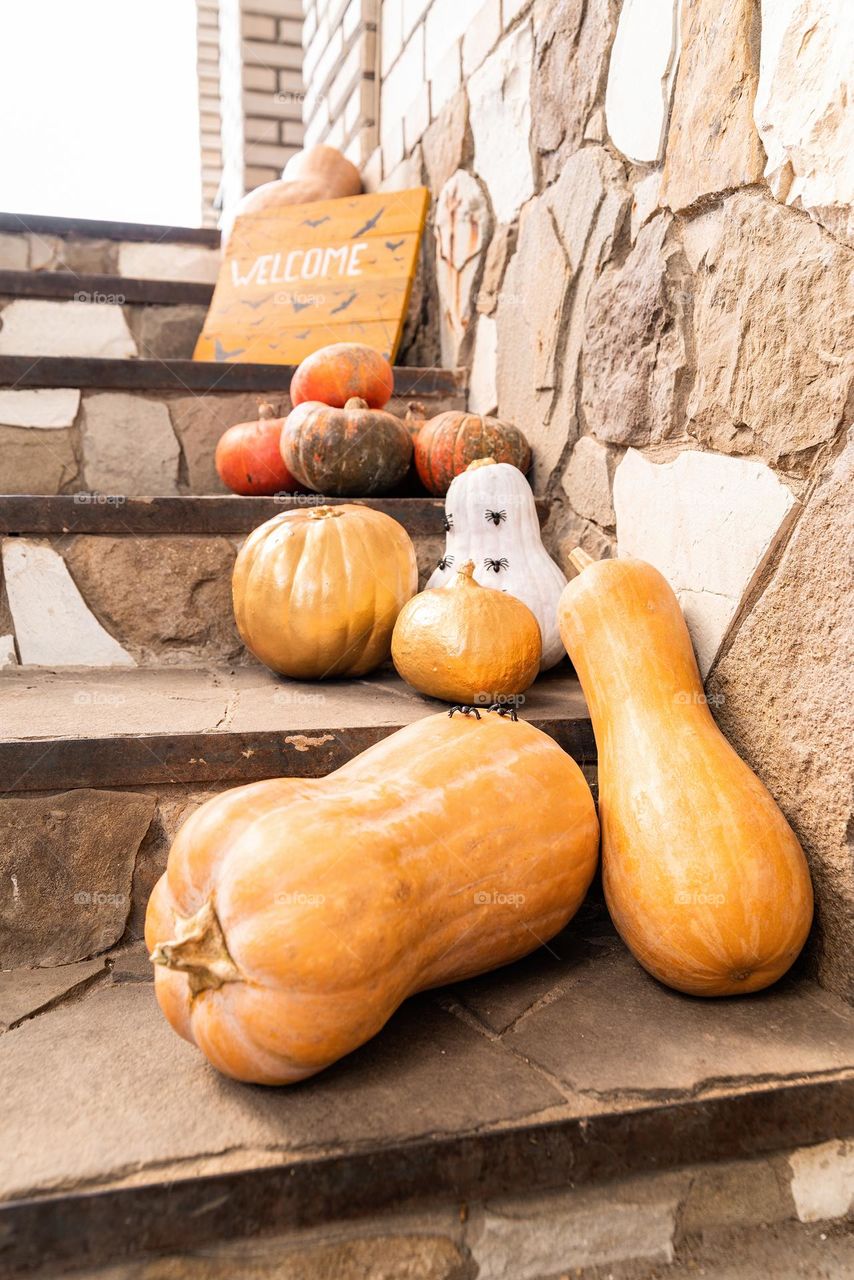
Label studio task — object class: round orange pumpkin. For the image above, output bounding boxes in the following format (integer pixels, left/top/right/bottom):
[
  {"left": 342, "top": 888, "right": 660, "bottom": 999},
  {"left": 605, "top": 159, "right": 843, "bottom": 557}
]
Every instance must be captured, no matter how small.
[
  {"left": 415, "top": 412, "right": 532, "bottom": 496},
  {"left": 289, "top": 343, "right": 394, "bottom": 410},
  {"left": 214, "top": 402, "right": 303, "bottom": 496},
  {"left": 232, "top": 146, "right": 362, "bottom": 222},
  {"left": 280, "top": 396, "right": 412, "bottom": 496},
  {"left": 232, "top": 503, "right": 417, "bottom": 678}
]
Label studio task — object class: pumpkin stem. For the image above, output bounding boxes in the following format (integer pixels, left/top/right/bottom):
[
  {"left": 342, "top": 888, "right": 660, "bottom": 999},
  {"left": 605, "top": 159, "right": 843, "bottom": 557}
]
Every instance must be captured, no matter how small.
[
  {"left": 466, "top": 457, "right": 497, "bottom": 471},
  {"left": 307, "top": 504, "right": 344, "bottom": 520},
  {"left": 344, "top": 396, "right": 370, "bottom": 410},
  {"left": 257, "top": 400, "right": 277, "bottom": 420},
  {"left": 457, "top": 559, "right": 476, "bottom": 582},
  {"left": 569, "top": 547, "right": 595, "bottom": 574},
  {"left": 150, "top": 899, "right": 240, "bottom": 996}
]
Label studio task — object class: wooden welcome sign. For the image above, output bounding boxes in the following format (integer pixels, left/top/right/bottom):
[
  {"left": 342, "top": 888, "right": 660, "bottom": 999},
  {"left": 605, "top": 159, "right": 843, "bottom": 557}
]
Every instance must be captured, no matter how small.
[{"left": 193, "top": 187, "right": 429, "bottom": 366}]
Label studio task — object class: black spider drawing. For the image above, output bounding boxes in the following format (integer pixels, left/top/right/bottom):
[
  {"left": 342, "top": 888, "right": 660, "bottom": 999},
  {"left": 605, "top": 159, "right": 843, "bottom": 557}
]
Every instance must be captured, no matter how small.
[
  {"left": 437, "top": 554, "right": 455, "bottom": 571},
  {"left": 443, "top": 513, "right": 454, "bottom": 532},
  {"left": 484, "top": 508, "right": 507, "bottom": 525},
  {"left": 484, "top": 557, "right": 509, "bottom": 573}
]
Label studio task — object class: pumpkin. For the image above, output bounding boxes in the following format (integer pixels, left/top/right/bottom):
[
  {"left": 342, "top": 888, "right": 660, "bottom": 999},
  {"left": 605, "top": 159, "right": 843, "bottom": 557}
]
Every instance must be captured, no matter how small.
[
  {"left": 233, "top": 503, "right": 417, "bottom": 678},
  {"left": 558, "top": 549, "right": 814, "bottom": 997},
  {"left": 427, "top": 459, "right": 567, "bottom": 669},
  {"left": 146, "top": 707, "right": 600, "bottom": 1084},
  {"left": 214, "top": 401, "right": 303, "bottom": 496},
  {"left": 231, "top": 146, "right": 362, "bottom": 223},
  {"left": 290, "top": 343, "right": 394, "bottom": 410},
  {"left": 392, "top": 559, "right": 541, "bottom": 704},
  {"left": 415, "top": 411, "right": 532, "bottom": 496},
  {"left": 280, "top": 397, "right": 412, "bottom": 496}
]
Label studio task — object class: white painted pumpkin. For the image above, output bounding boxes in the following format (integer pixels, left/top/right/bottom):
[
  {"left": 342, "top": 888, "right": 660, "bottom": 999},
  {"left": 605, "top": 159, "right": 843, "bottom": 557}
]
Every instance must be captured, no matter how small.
[{"left": 427, "top": 460, "right": 568, "bottom": 669}]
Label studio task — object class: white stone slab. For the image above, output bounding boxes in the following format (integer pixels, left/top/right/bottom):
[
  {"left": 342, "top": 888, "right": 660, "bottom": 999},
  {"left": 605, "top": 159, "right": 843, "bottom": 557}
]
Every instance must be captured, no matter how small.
[
  {"left": 2, "top": 540, "right": 134, "bottom": 667},
  {"left": 0, "top": 300, "right": 137, "bottom": 359},
  {"left": 605, "top": 0, "right": 680, "bottom": 164},
  {"left": 789, "top": 1140, "right": 854, "bottom": 1223},
  {"left": 469, "top": 23, "right": 535, "bottom": 223},
  {"left": 81, "top": 393, "right": 181, "bottom": 496},
  {"left": 117, "top": 241, "right": 221, "bottom": 283},
  {"left": 613, "top": 448, "right": 797, "bottom": 676},
  {"left": 0, "top": 388, "right": 81, "bottom": 429},
  {"left": 754, "top": 0, "right": 854, "bottom": 246},
  {"left": 468, "top": 314, "right": 498, "bottom": 414}
]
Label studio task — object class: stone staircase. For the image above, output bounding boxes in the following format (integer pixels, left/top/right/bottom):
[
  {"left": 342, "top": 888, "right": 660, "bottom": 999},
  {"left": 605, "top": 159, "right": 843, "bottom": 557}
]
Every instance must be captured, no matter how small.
[{"left": 0, "top": 217, "right": 852, "bottom": 1280}]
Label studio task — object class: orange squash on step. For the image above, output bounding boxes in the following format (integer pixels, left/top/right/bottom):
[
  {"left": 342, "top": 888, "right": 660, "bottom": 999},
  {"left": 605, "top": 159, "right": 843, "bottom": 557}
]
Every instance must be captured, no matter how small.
[
  {"left": 558, "top": 550, "right": 813, "bottom": 997},
  {"left": 146, "top": 708, "right": 600, "bottom": 1084}
]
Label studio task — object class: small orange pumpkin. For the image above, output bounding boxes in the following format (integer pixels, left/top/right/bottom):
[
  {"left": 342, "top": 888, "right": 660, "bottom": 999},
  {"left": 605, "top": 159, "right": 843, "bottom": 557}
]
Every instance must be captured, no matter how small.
[
  {"left": 415, "top": 412, "right": 532, "bottom": 496},
  {"left": 280, "top": 397, "right": 412, "bottom": 496},
  {"left": 290, "top": 342, "right": 394, "bottom": 410},
  {"left": 214, "top": 402, "right": 303, "bottom": 496}
]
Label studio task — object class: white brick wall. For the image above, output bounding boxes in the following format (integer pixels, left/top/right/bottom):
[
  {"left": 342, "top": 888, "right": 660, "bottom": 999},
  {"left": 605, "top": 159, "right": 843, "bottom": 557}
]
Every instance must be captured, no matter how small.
[
  {"left": 299, "top": 0, "right": 378, "bottom": 164},
  {"left": 198, "top": 0, "right": 306, "bottom": 224},
  {"left": 300, "top": 0, "right": 527, "bottom": 186}
]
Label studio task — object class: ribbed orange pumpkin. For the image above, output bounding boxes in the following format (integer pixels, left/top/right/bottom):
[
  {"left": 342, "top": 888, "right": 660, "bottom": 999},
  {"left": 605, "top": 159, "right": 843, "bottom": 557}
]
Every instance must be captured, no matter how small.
[
  {"left": 232, "top": 503, "right": 417, "bottom": 678},
  {"left": 280, "top": 397, "right": 412, "bottom": 496},
  {"left": 415, "top": 412, "right": 532, "bottom": 496},
  {"left": 146, "top": 708, "right": 599, "bottom": 1084},
  {"left": 290, "top": 343, "right": 394, "bottom": 410},
  {"left": 558, "top": 550, "right": 813, "bottom": 997}
]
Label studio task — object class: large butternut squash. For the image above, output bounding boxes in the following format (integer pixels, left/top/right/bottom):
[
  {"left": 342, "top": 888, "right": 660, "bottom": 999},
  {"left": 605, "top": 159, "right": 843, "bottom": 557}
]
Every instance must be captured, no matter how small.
[
  {"left": 558, "top": 550, "right": 813, "bottom": 997},
  {"left": 146, "top": 709, "right": 599, "bottom": 1084}
]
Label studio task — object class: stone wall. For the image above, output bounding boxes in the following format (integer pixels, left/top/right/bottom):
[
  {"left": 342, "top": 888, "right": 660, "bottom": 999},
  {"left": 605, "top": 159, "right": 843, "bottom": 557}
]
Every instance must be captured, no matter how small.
[{"left": 301, "top": 0, "right": 854, "bottom": 998}]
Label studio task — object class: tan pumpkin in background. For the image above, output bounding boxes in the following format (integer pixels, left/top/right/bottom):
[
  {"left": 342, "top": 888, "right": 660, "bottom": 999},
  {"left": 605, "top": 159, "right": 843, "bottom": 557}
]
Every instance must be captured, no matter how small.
[
  {"left": 233, "top": 504, "right": 417, "bottom": 678},
  {"left": 392, "top": 560, "right": 541, "bottom": 704},
  {"left": 559, "top": 550, "right": 813, "bottom": 997},
  {"left": 231, "top": 145, "right": 362, "bottom": 222},
  {"left": 147, "top": 708, "right": 600, "bottom": 1084}
]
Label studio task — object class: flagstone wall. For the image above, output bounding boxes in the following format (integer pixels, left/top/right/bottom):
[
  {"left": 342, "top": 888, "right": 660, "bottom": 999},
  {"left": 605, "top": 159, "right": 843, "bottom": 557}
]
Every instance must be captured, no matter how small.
[{"left": 301, "top": 0, "right": 854, "bottom": 999}]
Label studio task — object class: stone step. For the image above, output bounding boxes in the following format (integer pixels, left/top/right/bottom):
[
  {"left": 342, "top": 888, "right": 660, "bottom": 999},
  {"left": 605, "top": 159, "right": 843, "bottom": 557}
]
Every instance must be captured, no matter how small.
[
  {"left": 0, "top": 358, "right": 464, "bottom": 497},
  {"left": 0, "top": 496, "right": 489, "bottom": 667},
  {"left": 0, "top": 270, "right": 212, "bottom": 360},
  {"left": 0, "top": 906, "right": 851, "bottom": 1276},
  {"left": 0, "top": 664, "right": 593, "bottom": 970},
  {"left": 0, "top": 211, "right": 220, "bottom": 283}
]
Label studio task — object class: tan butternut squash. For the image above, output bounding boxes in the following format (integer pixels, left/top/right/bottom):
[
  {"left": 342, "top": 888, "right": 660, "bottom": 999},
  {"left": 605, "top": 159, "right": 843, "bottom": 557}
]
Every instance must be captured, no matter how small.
[
  {"left": 558, "top": 550, "right": 813, "bottom": 997},
  {"left": 147, "top": 708, "right": 599, "bottom": 1084}
]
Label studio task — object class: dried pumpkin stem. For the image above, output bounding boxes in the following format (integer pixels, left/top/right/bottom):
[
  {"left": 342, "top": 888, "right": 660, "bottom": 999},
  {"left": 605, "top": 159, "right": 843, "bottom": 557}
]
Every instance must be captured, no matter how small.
[
  {"left": 457, "top": 559, "right": 476, "bottom": 581},
  {"left": 150, "top": 899, "right": 240, "bottom": 996},
  {"left": 569, "top": 547, "right": 595, "bottom": 574},
  {"left": 307, "top": 505, "right": 344, "bottom": 520}
]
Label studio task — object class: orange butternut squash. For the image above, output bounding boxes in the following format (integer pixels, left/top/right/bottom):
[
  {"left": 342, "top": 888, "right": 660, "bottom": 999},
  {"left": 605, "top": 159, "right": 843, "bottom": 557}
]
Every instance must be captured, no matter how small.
[
  {"left": 146, "top": 708, "right": 599, "bottom": 1084},
  {"left": 558, "top": 550, "right": 813, "bottom": 997}
]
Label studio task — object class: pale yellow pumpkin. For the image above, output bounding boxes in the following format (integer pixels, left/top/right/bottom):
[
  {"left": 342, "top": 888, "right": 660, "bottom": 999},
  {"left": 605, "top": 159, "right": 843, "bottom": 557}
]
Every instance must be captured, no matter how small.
[
  {"left": 232, "top": 504, "right": 417, "bottom": 678},
  {"left": 391, "top": 560, "right": 541, "bottom": 704},
  {"left": 146, "top": 708, "right": 599, "bottom": 1084},
  {"left": 558, "top": 549, "right": 813, "bottom": 997}
]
